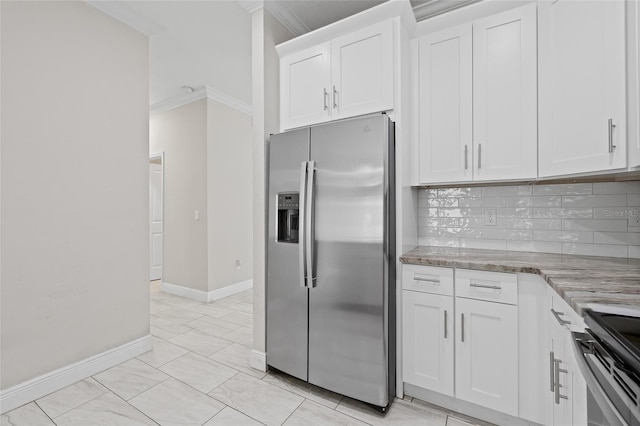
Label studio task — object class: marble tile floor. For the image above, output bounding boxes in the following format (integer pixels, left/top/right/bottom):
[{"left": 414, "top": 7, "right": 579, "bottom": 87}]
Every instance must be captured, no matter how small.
[{"left": 1, "top": 282, "right": 491, "bottom": 426}]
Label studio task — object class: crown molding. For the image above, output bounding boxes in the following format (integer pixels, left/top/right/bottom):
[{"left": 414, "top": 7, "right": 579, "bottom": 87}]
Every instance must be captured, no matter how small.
[
  {"left": 150, "top": 86, "right": 252, "bottom": 116},
  {"left": 239, "top": 0, "right": 264, "bottom": 14},
  {"left": 265, "top": 1, "right": 310, "bottom": 38},
  {"left": 412, "top": 0, "right": 483, "bottom": 22},
  {"left": 85, "top": 1, "right": 165, "bottom": 35}
]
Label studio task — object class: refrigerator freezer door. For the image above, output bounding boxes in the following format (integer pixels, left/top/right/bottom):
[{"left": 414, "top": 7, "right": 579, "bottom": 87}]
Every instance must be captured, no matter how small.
[
  {"left": 308, "top": 115, "right": 390, "bottom": 407},
  {"left": 267, "top": 128, "right": 310, "bottom": 381}
]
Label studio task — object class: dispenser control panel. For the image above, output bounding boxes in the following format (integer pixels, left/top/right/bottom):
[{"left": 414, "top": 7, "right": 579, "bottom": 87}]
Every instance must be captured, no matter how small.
[
  {"left": 276, "top": 192, "right": 299, "bottom": 244},
  {"left": 278, "top": 193, "right": 299, "bottom": 209}
]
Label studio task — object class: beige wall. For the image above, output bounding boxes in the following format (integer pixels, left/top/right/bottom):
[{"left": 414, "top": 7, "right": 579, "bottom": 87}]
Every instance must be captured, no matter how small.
[
  {"left": 207, "top": 99, "right": 253, "bottom": 291},
  {"left": 251, "top": 8, "right": 293, "bottom": 355},
  {"left": 1, "top": 1, "right": 149, "bottom": 389},
  {"left": 149, "top": 100, "right": 209, "bottom": 292}
]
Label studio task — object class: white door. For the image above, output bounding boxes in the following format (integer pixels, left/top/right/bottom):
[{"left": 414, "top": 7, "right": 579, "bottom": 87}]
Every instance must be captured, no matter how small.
[
  {"left": 455, "top": 297, "right": 518, "bottom": 416},
  {"left": 149, "top": 162, "right": 163, "bottom": 280},
  {"left": 331, "top": 20, "right": 394, "bottom": 120},
  {"left": 280, "top": 42, "right": 332, "bottom": 130},
  {"left": 473, "top": 3, "right": 537, "bottom": 181},
  {"left": 402, "top": 290, "right": 454, "bottom": 396},
  {"left": 538, "top": 0, "right": 626, "bottom": 177},
  {"left": 417, "top": 24, "right": 473, "bottom": 184}
]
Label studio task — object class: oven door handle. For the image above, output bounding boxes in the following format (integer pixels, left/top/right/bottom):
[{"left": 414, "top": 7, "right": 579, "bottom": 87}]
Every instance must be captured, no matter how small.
[{"left": 571, "top": 332, "right": 630, "bottom": 426}]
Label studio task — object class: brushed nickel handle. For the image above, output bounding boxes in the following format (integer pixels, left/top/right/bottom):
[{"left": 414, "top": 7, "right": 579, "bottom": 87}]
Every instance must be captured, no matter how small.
[
  {"left": 608, "top": 118, "right": 617, "bottom": 153},
  {"left": 464, "top": 145, "right": 468, "bottom": 170},
  {"left": 444, "top": 310, "right": 448, "bottom": 339},
  {"left": 333, "top": 85, "right": 338, "bottom": 109},
  {"left": 414, "top": 276, "right": 440, "bottom": 284},
  {"left": 306, "top": 160, "right": 316, "bottom": 288},
  {"left": 461, "top": 313, "right": 465, "bottom": 342},
  {"left": 469, "top": 282, "right": 501, "bottom": 290},
  {"left": 323, "top": 89, "right": 328, "bottom": 111},
  {"left": 554, "top": 358, "right": 569, "bottom": 404},
  {"left": 551, "top": 308, "right": 571, "bottom": 326},
  {"left": 299, "top": 162, "right": 308, "bottom": 288},
  {"left": 478, "top": 144, "right": 482, "bottom": 169},
  {"left": 549, "top": 351, "right": 555, "bottom": 392}
]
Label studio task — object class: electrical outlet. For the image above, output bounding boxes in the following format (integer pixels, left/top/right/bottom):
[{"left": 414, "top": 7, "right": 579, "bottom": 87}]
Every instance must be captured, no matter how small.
[
  {"left": 630, "top": 216, "right": 640, "bottom": 227},
  {"left": 484, "top": 209, "right": 497, "bottom": 226},
  {"left": 235, "top": 259, "right": 241, "bottom": 269}
]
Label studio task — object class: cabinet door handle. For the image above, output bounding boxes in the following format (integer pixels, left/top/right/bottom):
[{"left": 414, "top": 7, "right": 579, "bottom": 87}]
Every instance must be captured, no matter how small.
[
  {"left": 333, "top": 86, "right": 338, "bottom": 109},
  {"left": 464, "top": 145, "right": 468, "bottom": 170},
  {"left": 461, "top": 313, "right": 465, "bottom": 342},
  {"left": 477, "top": 144, "right": 482, "bottom": 169},
  {"left": 444, "top": 310, "right": 448, "bottom": 339},
  {"left": 323, "top": 88, "right": 328, "bottom": 111},
  {"left": 469, "top": 282, "right": 501, "bottom": 290},
  {"left": 608, "top": 118, "right": 617, "bottom": 153},
  {"left": 549, "top": 351, "right": 555, "bottom": 392},
  {"left": 551, "top": 308, "right": 571, "bottom": 326},
  {"left": 554, "top": 358, "right": 569, "bottom": 404},
  {"left": 414, "top": 276, "right": 440, "bottom": 284}
]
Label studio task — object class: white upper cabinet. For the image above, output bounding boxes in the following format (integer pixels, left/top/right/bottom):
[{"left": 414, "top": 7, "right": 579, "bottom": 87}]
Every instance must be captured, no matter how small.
[
  {"left": 281, "top": 43, "right": 332, "bottom": 130},
  {"left": 415, "top": 3, "right": 537, "bottom": 184},
  {"left": 473, "top": 4, "right": 537, "bottom": 181},
  {"left": 417, "top": 24, "right": 473, "bottom": 183},
  {"left": 538, "top": 0, "right": 626, "bottom": 177},
  {"left": 331, "top": 21, "right": 394, "bottom": 120},
  {"left": 279, "top": 20, "right": 394, "bottom": 130}
]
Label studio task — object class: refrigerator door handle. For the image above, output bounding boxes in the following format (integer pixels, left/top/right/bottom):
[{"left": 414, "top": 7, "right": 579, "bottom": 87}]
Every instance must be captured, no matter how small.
[
  {"left": 299, "top": 161, "right": 308, "bottom": 288},
  {"left": 306, "top": 160, "right": 316, "bottom": 288}
]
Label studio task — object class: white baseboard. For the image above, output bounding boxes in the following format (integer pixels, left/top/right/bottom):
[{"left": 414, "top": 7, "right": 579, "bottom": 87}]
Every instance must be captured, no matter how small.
[
  {"left": 162, "top": 279, "right": 253, "bottom": 303},
  {"left": 0, "top": 335, "right": 152, "bottom": 414},
  {"left": 250, "top": 349, "right": 267, "bottom": 372}
]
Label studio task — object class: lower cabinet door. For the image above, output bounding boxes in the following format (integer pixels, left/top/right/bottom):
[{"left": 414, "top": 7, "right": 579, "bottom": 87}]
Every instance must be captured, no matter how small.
[
  {"left": 402, "top": 290, "right": 454, "bottom": 396},
  {"left": 455, "top": 297, "right": 518, "bottom": 416}
]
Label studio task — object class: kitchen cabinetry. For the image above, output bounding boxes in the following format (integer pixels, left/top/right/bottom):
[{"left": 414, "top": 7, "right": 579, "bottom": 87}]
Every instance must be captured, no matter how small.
[
  {"left": 402, "top": 266, "right": 518, "bottom": 416},
  {"left": 455, "top": 269, "right": 518, "bottom": 416},
  {"left": 416, "top": 3, "right": 537, "bottom": 184},
  {"left": 545, "top": 287, "right": 587, "bottom": 426},
  {"left": 280, "top": 20, "right": 393, "bottom": 130},
  {"left": 402, "top": 265, "right": 454, "bottom": 396},
  {"left": 538, "top": 0, "right": 626, "bottom": 177}
]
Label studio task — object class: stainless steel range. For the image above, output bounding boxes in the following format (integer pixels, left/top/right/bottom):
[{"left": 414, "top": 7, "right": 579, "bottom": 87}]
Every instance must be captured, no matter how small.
[{"left": 573, "top": 307, "right": 640, "bottom": 426}]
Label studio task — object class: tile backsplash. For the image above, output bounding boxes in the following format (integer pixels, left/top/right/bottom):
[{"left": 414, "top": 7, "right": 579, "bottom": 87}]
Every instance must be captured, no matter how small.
[{"left": 418, "top": 182, "right": 640, "bottom": 258}]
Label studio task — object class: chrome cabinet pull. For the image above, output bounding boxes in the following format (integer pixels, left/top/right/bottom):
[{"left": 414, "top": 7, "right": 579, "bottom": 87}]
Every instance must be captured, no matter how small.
[
  {"left": 549, "top": 351, "right": 555, "bottom": 392},
  {"left": 333, "top": 86, "right": 338, "bottom": 109},
  {"left": 323, "top": 89, "right": 328, "bottom": 111},
  {"left": 464, "top": 145, "right": 468, "bottom": 170},
  {"left": 461, "top": 313, "right": 465, "bottom": 342},
  {"left": 478, "top": 144, "right": 482, "bottom": 169},
  {"left": 414, "top": 276, "right": 440, "bottom": 284},
  {"left": 551, "top": 308, "right": 571, "bottom": 326},
  {"left": 306, "top": 160, "right": 316, "bottom": 288},
  {"left": 469, "top": 282, "right": 501, "bottom": 290},
  {"left": 298, "top": 162, "right": 308, "bottom": 288},
  {"left": 444, "top": 310, "right": 448, "bottom": 339},
  {"left": 608, "top": 118, "right": 617, "bottom": 153},
  {"left": 554, "top": 358, "right": 569, "bottom": 404}
]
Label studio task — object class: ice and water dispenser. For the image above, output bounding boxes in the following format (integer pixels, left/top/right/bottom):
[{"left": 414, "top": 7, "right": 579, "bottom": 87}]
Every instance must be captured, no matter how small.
[{"left": 276, "top": 193, "right": 299, "bottom": 243}]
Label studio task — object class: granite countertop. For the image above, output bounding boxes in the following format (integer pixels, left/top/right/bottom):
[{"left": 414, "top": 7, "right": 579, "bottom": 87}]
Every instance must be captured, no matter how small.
[{"left": 400, "top": 246, "right": 640, "bottom": 315}]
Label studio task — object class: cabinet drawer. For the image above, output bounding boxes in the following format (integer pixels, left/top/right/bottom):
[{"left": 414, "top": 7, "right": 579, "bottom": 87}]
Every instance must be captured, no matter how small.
[
  {"left": 455, "top": 269, "right": 517, "bottom": 305},
  {"left": 402, "top": 264, "right": 454, "bottom": 296}
]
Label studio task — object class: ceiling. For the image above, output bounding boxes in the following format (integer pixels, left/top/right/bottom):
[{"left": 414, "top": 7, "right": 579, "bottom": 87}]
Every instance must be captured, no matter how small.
[{"left": 88, "top": 0, "right": 480, "bottom": 111}]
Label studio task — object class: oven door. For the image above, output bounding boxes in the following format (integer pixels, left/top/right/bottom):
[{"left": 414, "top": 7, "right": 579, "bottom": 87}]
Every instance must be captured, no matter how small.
[{"left": 572, "top": 332, "right": 640, "bottom": 426}]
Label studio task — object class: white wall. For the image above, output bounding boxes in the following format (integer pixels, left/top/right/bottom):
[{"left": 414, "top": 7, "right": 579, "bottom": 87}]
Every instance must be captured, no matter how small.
[
  {"left": 207, "top": 99, "right": 253, "bottom": 291},
  {"left": 150, "top": 100, "right": 209, "bottom": 292},
  {"left": 250, "top": 7, "right": 294, "bottom": 359},
  {"left": 1, "top": 0, "right": 149, "bottom": 389}
]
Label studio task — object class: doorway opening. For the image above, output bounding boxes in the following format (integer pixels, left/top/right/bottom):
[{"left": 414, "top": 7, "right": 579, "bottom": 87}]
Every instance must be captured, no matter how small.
[{"left": 149, "top": 153, "right": 164, "bottom": 283}]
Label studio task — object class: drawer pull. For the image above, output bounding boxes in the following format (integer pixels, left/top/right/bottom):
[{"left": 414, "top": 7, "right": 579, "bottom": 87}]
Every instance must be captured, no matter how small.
[
  {"left": 414, "top": 276, "right": 440, "bottom": 284},
  {"left": 469, "top": 283, "right": 501, "bottom": 290},
  {"left": 444, "top": 310, "right": 448, "bottom": 339},
  {"left": 461, "top": 313, "right": 465, "bottom": 342},
  {"left": 551, "top": 308, "right": 571, "bottom": 326}
]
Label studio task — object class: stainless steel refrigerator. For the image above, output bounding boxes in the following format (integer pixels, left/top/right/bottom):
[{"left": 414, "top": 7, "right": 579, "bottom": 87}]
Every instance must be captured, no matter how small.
[{"left": 266, "top": 113, "right": 395, "bottom": 410}]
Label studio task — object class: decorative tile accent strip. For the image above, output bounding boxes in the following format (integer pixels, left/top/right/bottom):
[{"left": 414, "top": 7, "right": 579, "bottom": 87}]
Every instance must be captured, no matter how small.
[{"left": 417, "top": 182, "right": 640, "bottom": 258}]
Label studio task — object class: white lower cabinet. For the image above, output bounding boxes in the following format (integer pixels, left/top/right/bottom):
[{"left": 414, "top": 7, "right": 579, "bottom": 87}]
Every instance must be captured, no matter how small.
[{"left": 402, "top": 266, "right": 518, "bottom": 417}]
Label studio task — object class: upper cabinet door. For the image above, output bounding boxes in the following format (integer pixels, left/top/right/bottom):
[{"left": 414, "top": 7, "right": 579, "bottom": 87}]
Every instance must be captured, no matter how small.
[
  {"left": 331, "top": 21, "right": 394, "bottom": 120},
  {"left": 280, "top": 42, "right": 332, "bottom": 130},
  {"left": 538, "top": 0, "right": 626, "bottom": 177},
  {"left": 417, "top": 24, "right": 473, "bottom": 184},
  {"left": 473, "top": 3, "right": 538, "bottom": 181}
]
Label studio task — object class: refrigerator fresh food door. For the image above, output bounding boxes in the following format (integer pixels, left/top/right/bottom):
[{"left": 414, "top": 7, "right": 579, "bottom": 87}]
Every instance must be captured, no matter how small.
[
  {"left": 308, "top": 115, "right": 391, "bottom": 407},
  {"left": 267, "top": 128, "right": 310, "bottom": 381}
]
